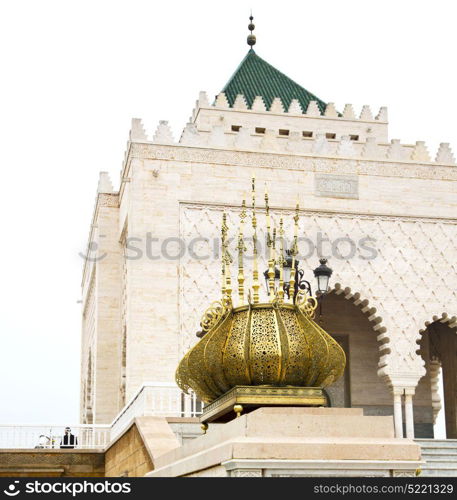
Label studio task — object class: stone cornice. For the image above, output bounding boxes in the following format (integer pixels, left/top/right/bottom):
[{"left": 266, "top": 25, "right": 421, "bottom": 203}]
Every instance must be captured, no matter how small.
[
  {"left": 129, "top": 143, "right": 457, "bottom": 182},
  {"left": 179, "top": 201, "right": 457, "bottom": 225}
]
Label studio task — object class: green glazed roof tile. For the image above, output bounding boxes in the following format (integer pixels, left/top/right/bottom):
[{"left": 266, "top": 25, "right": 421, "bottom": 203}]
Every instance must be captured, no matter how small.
[{"left": 222, "top": 49, "right": 327, "bottom": 113}]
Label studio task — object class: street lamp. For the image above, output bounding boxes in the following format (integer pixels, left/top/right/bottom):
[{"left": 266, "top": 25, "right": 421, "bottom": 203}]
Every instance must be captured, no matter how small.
[
  {"left": 264, "top": 253, "right": 333, "bottom": 302},
  {"left": 313, "top": 258, "right": 333, "bottom": 295}
]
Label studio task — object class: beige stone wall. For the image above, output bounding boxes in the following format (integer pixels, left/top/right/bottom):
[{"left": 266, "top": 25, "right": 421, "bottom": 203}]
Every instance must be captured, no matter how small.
[
  {"left": 105, "top": 424, "right": 153, "bottom": 477},
  {"left": 0, "top": 450, "right": 104, "bottom": 477},
  {"left": 93, "top": 197, "right": 123, "bottom": 423},
  {"left": 80, "top": 270, "right": 95, "bottom": 423},
  {"left": 120, "top": 160, "right": 182, "bottom": 398},
  {"left": 80, "top": 193, "right": 123, "bottom": 424}
]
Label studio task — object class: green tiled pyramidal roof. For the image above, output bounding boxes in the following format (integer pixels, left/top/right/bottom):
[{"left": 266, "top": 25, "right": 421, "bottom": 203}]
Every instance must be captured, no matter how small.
[{"left": 222, "top": 49, "right": 327, "bottom": 113}]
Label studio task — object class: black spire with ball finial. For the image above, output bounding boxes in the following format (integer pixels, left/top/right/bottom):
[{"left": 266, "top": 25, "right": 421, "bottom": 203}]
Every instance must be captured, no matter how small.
[{"left": 247, "top": 13, "right": 256, "bottom": 49}]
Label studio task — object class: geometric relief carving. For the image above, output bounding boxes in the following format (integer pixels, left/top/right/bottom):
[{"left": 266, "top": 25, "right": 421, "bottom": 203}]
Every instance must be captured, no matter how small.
[
  {"left": 230, "top": 469, "right": 263, "bottom": 477},
  {"left": 179, "top": 203, "right": 457, "bottom": 384},
  {"left": 392, "top": 470, "right": 417, "bottom": 477}
]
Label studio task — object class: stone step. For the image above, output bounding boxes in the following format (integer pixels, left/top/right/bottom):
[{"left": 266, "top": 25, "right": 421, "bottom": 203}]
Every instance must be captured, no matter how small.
[
  {"left": 423, "top": 458, "right": 457, "bottom": 464},
  {"left": 421, "top": 448, "right": 457, "bottom": 455},
  {"left": 417, "top": 439, "right": 457, "bottom": 477},
  {"left": 422, "top": 454, "right": 457, "bottom": 460},
  {"left": 420, "top": 469, "right": 457, "bottom": 477},
  {"left": 422, "top": 462, "right": 457, "bottom": 470},
  {"left": 418, "top": 445, "right": 457, "bottom": 449},
  {"left": 422, "top": 460, "right": 457, "bottom": 467},
  {"left": 416, "top": 439, "right": 457, "bottom": 448},
  {"left": 422, "top": 449, "right": 457, "bottom": 454},
  {"left": 422, "top": 454, "right": 457, "bottom": 461}
]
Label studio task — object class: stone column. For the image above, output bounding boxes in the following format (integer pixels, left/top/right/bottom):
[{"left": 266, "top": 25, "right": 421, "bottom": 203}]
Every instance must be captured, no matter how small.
[
  {"left": 429, "top": 358, "right": 442, "bottom": 425},
  {"left": 404, "top": 390, "right": 415, "bottom": 439},
  {"left": 440, "top": 331, "right": 457, "bottom": 438},
  {"left": 393, "top": 389, "right": 404, "bottom": 438}
]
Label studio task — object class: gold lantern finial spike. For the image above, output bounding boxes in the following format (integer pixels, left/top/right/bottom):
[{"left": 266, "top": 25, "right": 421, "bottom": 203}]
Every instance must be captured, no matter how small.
[
  {"left": 265, "top": 183, "right": 275, "bottom": 301},
  {"left": 251, "top": 174, "right": 260, "bottom": 303},
  {"left": 277, "top": 218, "right": 285, "bottom": 302},
  {"left": 265, "top": 184, "right": 271, "bottom": 248},
  {"left": 221, "top": 212, "right": 226, "bottom": 297},
  {"left": 269, "top": 224, "right": 277, "bottom": 301},
  {"left": 289, "top": 199, "right": 300, "bottom": 303},
  {"left": 237, "top": 198, "right": 247, "bottom": 305},
  {"left": 221, "top": 212, "right": 232, "bottom": 301}
]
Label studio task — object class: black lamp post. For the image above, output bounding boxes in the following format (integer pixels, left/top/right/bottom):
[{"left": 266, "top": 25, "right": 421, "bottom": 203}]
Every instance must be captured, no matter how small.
[
  {"left": 313, "top": 258, "right": 333, "bottom": 295},
  {"left": 263, "top": 254, "right": 333, "bottom": 302}
]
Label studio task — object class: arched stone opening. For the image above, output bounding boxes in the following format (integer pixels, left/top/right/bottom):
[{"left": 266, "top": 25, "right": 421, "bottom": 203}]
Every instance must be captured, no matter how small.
[
  {"left": 319, "top": 284, "right": 391, "bottom": 417},
  {"left": 418, "top": 314, "right": 457, "bottom": 439}
]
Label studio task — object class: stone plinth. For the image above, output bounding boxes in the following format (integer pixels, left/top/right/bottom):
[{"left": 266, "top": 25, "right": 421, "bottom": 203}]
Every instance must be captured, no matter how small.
[{"left": 147, "top": 407, "right": 422, "bottom": 477}]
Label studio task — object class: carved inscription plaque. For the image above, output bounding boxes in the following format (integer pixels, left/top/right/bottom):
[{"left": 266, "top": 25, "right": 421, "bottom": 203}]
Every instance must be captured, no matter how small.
[{"left": 315, "top": 174, "right": 359, "bottom": 199}]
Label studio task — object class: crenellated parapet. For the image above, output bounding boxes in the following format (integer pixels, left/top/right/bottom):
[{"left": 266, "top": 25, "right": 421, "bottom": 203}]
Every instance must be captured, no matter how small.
[
  {"left": 193, "top": 90, "right": 390, "bottom": 144},
  {"left": 97, "top": 171, "right": 114, "bottom": 194},
  {"left": 124, "top": 93, "right": 456, "bottom": 168},
  {"left": 211, "top": 91, "right": 387, "bottom": 122}
]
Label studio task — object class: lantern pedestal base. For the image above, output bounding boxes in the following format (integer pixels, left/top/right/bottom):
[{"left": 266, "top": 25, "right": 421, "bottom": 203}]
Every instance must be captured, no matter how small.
[
  {"left": 200, "top": 385, "right": 328, "bottom": 424},
  {"left": 147, "top": 407, "right": 422, "bottom": 477}
]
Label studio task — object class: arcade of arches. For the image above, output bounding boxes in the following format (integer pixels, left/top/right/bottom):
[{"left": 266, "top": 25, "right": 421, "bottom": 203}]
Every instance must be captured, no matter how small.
[{"left": 320, "top": 291, "right": 456, "bottom": 439}]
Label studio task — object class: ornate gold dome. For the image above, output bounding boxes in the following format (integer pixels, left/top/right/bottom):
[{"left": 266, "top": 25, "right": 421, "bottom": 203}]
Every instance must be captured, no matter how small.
[
  {"left": 176, "top": 298, "right": 346, "bottom": 404},
  {"left": 176, "top": 176, "right": 346, "bottom": 406}
]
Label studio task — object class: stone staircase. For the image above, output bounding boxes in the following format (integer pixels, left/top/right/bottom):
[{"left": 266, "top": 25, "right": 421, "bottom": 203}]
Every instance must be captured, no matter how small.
[{"left": 416, "top": 439, "right": 457, "bottom": 477}]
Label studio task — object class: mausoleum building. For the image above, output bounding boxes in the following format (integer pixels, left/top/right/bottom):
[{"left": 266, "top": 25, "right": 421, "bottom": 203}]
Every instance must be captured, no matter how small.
[{"left": 80, "top": 36, "right": 457, "bottom": 446}]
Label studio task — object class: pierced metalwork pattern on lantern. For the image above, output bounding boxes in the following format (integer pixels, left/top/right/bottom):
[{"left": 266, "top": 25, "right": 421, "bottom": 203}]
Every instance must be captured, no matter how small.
[
  {"left": 249, "top": 307, "right": 281, "bottom": 384},
  {"left": 175, "top": 351, "right": 193, "bottom": 394},
  {"left": 204, "top": 312, "right": 233, "bottom": 394},
  {"left": 278, "top": 307, "right": 310, "bottom": 385},
  {"left": 296, "top": 309, "right": 329, "bottom": 386},
  {"left": 187, "top": 331, "right": 220, "bottom": 402},
  {"left": 223, "top": 309, "right": 250, "bottom": 387},
  {"left": 176, "top": 304, "right": 346, "bottom": 403}
]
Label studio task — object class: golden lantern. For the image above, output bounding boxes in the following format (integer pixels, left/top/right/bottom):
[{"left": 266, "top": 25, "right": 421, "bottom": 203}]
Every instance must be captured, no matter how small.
[{"left": 176, "top": 176, "right": 346, "bottom": 423}]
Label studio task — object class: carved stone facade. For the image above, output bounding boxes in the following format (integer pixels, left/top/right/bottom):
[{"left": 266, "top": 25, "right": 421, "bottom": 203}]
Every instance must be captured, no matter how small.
[{"left": 80, "top": 85, "right": 457, "bottom": 436}]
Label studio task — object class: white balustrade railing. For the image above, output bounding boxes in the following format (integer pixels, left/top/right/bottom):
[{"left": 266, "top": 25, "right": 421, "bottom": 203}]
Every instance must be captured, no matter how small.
[
  {"left": 0, "top": 424, "right": 110, "bottom": 450},
  {"left": 0, "top": 383, "right": 202, "bottom": 449},
  {"left": 110, "top": 382, "right": 202, "bottom": 440}
]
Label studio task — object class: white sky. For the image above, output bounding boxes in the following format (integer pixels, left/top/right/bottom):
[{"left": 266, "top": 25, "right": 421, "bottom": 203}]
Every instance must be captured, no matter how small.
[{"left": 0, "top": 0, "right": 453, "bottom": 436}]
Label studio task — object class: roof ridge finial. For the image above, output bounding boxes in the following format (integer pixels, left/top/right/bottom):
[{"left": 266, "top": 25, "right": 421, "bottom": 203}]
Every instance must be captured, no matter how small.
[{"left": 247, "top": 13, "right": 256, "bottom": 49}]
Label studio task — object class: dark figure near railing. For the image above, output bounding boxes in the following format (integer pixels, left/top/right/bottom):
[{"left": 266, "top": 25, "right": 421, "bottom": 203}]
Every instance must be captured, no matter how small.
[{"left": 60, "top": 427, "right": 77, "bottom": 449}]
